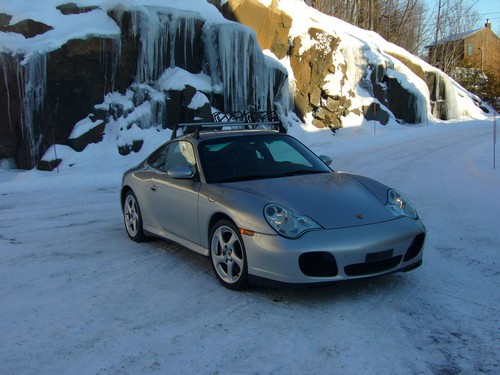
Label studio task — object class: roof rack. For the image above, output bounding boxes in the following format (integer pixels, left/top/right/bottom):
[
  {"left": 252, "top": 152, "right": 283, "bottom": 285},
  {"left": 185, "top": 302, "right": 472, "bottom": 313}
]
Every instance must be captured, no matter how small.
[{"left": 170, "top": 111, "right": 285, "bottom": 140}]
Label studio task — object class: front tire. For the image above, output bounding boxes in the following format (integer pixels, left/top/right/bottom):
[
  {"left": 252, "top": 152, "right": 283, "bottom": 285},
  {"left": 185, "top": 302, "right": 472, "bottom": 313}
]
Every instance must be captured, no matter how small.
[
  {"left": 209, "top": 220, "right": 249, "bottom": 290},
  {"left": 123, "top": 191, "right": 146, "bottom": 242}
]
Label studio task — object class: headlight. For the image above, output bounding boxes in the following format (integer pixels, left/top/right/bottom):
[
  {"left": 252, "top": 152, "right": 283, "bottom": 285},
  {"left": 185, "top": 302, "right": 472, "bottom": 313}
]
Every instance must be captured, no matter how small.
[
  {"left": 386, "top": 189, "right": 418, "bottom": 219},
  {"left": 264, "top": 204, "right": 321, "bottom": 238}
]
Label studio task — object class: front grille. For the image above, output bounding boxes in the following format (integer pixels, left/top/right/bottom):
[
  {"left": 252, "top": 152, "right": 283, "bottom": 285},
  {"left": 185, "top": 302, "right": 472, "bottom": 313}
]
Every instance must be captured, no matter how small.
[
  {"left": 344, "top": 256, "right": 403, "bottom": 276},
  {"left": 404, "top": 233, "right": 426, "bottom": 261},
  {"left": 299, "top": 252, "right": 338, "bottom": 277}
]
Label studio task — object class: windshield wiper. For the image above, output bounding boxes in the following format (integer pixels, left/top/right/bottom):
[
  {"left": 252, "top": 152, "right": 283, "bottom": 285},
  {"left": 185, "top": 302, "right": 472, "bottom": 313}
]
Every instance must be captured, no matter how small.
[
  {"left": 218, "top": 175, "right": 270, "bottom": 183},
  {"left": 283, "top": 170, "right": 327, "bottom": 176}
]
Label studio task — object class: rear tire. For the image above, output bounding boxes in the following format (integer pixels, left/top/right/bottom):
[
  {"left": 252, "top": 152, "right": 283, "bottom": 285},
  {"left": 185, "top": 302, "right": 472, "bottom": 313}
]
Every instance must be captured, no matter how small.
[
  {"left": 123, "top": 191, "right": 146, "bottom": 242},
  {"left": 209, "top": 220, "right": 249, "bottom": 290}
]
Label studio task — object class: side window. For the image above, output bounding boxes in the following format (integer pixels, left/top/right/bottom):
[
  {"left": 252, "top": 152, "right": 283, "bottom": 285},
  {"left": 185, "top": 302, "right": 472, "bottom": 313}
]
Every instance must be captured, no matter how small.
[{"left": 164, "top": 141, "right": 196, "bottom": 171}]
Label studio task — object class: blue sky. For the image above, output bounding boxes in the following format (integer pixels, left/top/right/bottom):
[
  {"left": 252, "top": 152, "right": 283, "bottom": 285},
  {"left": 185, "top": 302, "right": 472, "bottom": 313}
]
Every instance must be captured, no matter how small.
[
  {"left": 425, "top": 0, "right": 500, "bottom": 34},
  {"left": 475, "top": 0, "right": 500, "bottom": 33}
]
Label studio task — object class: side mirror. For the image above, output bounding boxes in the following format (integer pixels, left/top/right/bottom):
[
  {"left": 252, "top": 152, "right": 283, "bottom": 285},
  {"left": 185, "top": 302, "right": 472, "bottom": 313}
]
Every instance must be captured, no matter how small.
[
  {"left": 167, "top": 166, "right": 195, "bottom": 179},
  {"left": 319, "top": 155, "right": 333, "bottom": 166}
]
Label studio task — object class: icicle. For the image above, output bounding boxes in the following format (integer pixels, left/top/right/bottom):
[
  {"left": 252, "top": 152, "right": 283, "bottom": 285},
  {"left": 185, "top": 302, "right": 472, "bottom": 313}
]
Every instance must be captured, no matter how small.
[
  {"left": 434, "top": 74, "right": 441, "bottom": 118},
  {"left": 273, "top": 60, "right": 294, "bottom": 115},
  {"left": 20, "top": 52, "right": 47, "bottom": 166},
  {"left": 202, "top": 23, "right": 223, "bottom": 90},
  {"left": 0, "top": 54, "right": 14, "bottom": 130},
  {"left": 442, "top": 75, "right": 459, "bottom": 119},
  {"left": 128, "top": 6, "right": 200, "bottom": 83},
  {"left": 100, "top": 36, "right": 121, "bottom": 94},
  {"left": 0, "top": 51, "right": 47, "bottom": 167},
  {"left": 150, "top": 90, "right": 166, "bottom": 126},
  {"left": 203, "top": 23, "right": 289, "bottom": 114}
]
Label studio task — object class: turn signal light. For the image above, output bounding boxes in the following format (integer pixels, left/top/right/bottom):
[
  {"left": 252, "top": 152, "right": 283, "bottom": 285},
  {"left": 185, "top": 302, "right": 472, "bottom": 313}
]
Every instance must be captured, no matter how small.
[{"left": 239, "top": 228, "right": 255, "bottom": 236}]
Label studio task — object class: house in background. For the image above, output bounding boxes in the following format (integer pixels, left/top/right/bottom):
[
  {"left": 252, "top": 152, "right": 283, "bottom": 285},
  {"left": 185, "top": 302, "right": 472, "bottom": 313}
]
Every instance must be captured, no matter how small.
[{"left": 428, "top": 21, "right": 500, "bottom": 80}]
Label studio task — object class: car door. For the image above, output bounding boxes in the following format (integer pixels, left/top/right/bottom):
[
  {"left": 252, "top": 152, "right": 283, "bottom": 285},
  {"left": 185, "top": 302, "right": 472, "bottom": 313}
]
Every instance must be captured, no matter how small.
[{"left": 148, "top": 140, "right": 201, "bottom": 245}]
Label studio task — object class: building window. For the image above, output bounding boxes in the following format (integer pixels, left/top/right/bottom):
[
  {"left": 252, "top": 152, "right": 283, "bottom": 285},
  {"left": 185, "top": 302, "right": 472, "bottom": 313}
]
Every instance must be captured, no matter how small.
[{"left": 468, "top": 42, "right": 473, "bottom": 56}]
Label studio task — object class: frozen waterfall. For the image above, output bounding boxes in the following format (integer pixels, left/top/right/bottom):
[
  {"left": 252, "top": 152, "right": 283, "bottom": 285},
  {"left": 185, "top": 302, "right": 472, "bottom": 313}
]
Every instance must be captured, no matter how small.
[
  {"left": 202, "top": 23, "right": 289, "bottom": 114},
  {"left": 127, "top": 6, "right": 202, "bottom": 82},
  {"left": 124, "top": 6, "right": 290, "bottom": 115},
  {"left": 0, "top": 52, "right": 46, "bottom": 167}
]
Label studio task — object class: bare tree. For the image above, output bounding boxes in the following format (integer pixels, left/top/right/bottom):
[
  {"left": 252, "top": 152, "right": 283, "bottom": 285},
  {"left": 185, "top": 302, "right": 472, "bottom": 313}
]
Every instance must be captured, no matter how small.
[
  {"left": 303, "top": 0, "right": 429, "bottom": 55},
  {"left": 427, "top": 0, "right": 479, "bottom": 74}
]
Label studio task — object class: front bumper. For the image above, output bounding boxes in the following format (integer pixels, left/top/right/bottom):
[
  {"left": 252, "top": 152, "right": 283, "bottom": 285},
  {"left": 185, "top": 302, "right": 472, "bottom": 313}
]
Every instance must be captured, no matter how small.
[{"left": 243, "top": 217, "right": 426, "bottom": 284}]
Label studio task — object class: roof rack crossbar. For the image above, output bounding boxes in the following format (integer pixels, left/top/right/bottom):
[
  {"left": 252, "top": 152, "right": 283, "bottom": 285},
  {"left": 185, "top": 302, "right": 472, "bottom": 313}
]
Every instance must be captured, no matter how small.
[{"left": 171, "top": 120, "right": 281, "bottom": 140}]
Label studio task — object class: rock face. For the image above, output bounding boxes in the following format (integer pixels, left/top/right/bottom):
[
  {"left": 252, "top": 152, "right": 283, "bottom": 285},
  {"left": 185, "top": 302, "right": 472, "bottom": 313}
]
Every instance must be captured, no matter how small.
[
  {"left": 289, "top": 29, "right": 353, "bottom": 130},
  {"left": 47, "top": 37, "right": 120, "bottom": 146},
  {"left": 212, "top": 0, "right": 292, "bottom": 59},
  {"left": 364, "top": 63, "right": 424, "bottom": 124},
  {"left": 0, "top": 4, "right": 288, "bottom": 169},
  {"left": 0, "top": 37, "right": 120, "bottom": 169},
  {"left": 217, "top": 0, "right": 486, "bottom": 130},
  {"left": 56, "top": 2, "right": 98, "bottom": 15},
  {"left": 0, "top": 19, "right": 53, "bottom": 38},
  {"left": 214, "top": 0, "right": 382, "bottom": 130},
  {"left": 0, "top": 1, "right": 483, "bottom": 169}
]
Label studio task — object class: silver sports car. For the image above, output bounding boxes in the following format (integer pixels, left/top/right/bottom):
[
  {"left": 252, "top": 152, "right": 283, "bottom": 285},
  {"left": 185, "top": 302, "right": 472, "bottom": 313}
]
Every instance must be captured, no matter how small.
[{"left": 121, "top": 124, "right": 425, "bottom": 289}]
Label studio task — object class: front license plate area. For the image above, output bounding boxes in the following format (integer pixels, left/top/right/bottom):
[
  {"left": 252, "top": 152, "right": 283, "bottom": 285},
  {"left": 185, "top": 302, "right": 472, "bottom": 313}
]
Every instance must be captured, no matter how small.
[{"left": 365, "top": 249, "right": 393, "bottom": 263}]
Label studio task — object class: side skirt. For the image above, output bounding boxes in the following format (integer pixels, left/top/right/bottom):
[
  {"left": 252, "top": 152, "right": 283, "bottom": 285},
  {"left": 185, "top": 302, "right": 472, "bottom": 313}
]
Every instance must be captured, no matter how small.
[{"left": 144, "top": 225, "right": 209, "bottom": 256}]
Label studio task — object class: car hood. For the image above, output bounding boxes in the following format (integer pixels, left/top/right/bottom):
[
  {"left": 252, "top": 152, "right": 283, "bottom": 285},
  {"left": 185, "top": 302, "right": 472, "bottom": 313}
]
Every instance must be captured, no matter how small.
[{"left": 223, "top": 172, "right": 395, "bottom": 229}]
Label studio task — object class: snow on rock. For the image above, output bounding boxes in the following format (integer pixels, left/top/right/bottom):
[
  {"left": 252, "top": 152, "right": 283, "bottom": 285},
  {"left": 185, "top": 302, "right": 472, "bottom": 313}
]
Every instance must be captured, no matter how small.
[
  {"left": 250, "top": 0, "right": 491, "bottom": 126},
  {"left": 69, "top": 116, "right": 105, "bottom": 140},
  {"left": 157, "top": 67, "right": 216, "bottom": 93},
  {"left": 188, "top": 91, "right": 210, "bottom": 110},
  {"left": 0, "top": 0, "right": 495, "bottom": 171},
  {"left": 0, "top": 0, "right": 289, "bottom": 169}
]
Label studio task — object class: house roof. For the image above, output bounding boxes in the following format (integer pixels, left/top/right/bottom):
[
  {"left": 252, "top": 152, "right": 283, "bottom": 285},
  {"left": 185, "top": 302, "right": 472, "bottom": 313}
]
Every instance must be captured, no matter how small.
[
  {"left": 429, "top": 25, "right": 498, "bottom": 47},
  {"left": 437, "top": 28, "right": 481, "bottom": 44}
]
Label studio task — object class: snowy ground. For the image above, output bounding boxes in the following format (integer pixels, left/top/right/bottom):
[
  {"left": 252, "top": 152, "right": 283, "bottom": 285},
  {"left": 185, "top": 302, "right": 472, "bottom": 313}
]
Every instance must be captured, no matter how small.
[{"left": 1, "top": 119, "right": 499, "bottom": 374}]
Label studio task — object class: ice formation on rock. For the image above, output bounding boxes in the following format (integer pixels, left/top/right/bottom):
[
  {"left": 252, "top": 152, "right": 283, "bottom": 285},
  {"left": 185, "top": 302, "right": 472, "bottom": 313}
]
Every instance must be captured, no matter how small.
[
  {"left": 127, "top": 6, "right": 202, "bottom": 82},
  {"left": 203, "top": 22, "right": 288, "bottom": 113},
  {"left": 0, "top": 52, "right": 46, "bottom": 166}
]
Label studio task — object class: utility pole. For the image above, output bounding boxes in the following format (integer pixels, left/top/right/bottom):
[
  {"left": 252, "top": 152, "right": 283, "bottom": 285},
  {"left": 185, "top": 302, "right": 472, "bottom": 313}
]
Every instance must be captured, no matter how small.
[{"left": 479, "top": 47, "right": 484, "bottom": 70}]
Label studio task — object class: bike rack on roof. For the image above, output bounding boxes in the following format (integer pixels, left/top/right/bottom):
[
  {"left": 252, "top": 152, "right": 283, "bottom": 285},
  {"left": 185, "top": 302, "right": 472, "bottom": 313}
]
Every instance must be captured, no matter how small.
[{"left": 170, "top": 111, "right": 285, "bottom": 140}]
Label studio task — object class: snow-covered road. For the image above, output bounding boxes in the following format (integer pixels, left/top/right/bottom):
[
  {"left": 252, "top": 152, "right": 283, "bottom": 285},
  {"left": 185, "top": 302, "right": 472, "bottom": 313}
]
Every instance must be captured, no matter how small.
[{"left": 1, "top": 120, "right": 499, "bottom": 374}]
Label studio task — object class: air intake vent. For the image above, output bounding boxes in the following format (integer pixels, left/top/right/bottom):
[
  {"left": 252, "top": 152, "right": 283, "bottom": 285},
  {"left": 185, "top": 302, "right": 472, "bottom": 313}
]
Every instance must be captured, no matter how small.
[
  {"left": 344, "top": 256, "right": 403, "bottom": 276},
  {"left": 299, "top": 252, "right": 338, "bottom": 277},
  {"left": 404, "top": 233, "right": 426, "bottom": 261}
]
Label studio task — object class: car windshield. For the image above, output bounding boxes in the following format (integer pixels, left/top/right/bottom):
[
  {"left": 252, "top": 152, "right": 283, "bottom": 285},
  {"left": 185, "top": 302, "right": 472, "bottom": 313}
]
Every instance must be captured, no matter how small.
[{"left": 199, "top": 134, "right": 331, "bottom": 183}]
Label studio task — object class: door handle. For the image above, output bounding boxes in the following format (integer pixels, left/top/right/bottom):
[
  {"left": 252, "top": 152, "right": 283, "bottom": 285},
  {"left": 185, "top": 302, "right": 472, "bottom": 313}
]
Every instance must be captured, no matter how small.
[{"left": 150, "top": 183, "right": 157, "bottom": 191}]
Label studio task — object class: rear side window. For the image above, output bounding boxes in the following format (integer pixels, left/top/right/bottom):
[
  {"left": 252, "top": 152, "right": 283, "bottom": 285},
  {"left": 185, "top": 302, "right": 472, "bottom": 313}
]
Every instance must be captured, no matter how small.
[
  {"left": 148, "top": 141, "right": 196, "bottom": 172},
  {"left": 148, "top": 145, "right": 169, "bottom": 170}
]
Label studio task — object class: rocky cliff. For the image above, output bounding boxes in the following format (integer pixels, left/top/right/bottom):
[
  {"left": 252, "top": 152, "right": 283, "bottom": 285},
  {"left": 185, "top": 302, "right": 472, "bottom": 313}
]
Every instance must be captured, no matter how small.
[{"left": 0, "top": 0, "right": 488, "bottom": 170}]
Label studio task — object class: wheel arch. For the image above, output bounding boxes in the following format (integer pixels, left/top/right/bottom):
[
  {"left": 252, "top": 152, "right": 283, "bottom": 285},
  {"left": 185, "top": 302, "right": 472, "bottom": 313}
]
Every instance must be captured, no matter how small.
[
  {"left": 120, "top": 186, "right": 133, "bottom": 210},
  {"left": 208, "top": 213, "right": 236, "bottom": 243}
]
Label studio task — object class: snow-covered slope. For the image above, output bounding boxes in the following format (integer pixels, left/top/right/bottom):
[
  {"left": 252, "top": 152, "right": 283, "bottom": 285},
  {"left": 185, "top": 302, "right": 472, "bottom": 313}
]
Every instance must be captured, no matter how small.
[{"left": 266, "top": 0, "right": 490, "bottom": 121}]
